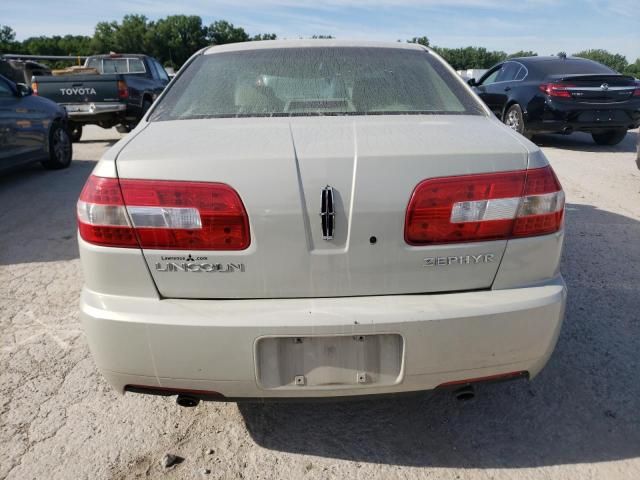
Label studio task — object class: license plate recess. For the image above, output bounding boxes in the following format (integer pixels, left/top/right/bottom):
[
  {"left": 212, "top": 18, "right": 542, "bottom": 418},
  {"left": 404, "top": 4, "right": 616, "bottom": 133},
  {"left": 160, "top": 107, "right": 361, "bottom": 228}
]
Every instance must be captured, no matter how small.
[{"left": 256, "top": 334, "right": 403, "bottom": 389}]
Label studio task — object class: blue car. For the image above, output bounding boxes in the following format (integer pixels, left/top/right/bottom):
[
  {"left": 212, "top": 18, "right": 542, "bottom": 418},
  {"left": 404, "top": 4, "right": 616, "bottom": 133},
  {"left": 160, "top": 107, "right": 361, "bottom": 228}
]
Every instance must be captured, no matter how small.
[{"left": 0, "top": 74, "right": 72, "bottom": 173}]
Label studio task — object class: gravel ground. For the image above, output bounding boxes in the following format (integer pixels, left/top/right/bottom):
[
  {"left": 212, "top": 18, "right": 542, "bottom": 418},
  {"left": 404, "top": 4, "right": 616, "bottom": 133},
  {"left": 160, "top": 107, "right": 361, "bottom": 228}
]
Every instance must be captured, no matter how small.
[{"left": 1, "top": 126, "right": 639, "bottom": 480}]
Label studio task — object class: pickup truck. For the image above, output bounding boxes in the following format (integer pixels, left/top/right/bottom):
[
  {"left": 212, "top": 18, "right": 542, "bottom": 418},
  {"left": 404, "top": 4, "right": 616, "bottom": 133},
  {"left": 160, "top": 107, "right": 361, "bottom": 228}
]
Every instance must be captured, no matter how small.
[
  {"left": 31, "top": 54, "right": 170, "bottom": 141},
  {"left": 0, "top": 57, "right": 52, "bottom": 84}
]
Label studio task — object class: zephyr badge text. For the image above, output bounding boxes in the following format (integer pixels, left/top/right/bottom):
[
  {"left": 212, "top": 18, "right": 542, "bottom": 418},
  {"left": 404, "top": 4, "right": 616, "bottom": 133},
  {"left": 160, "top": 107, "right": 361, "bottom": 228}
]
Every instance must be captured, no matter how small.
[{"left": 424, "top": 254, "right": 495, "bottom": 267}]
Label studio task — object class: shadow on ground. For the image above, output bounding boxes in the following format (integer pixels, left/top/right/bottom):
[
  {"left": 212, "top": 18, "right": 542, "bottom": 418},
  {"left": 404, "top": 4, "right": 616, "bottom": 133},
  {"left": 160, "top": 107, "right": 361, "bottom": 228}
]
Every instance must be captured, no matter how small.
[
  {"left": 534, "top": 129, "right": 638, "bottom": 154},
  {"left": 76, "top": 139, "right": 120, "bottom": 146},
  {"left": 239, "top": 202, "right": 640, "bottom": 468},
  {"left": 0, "top": 159, "right": 95, "bottom": 265}
]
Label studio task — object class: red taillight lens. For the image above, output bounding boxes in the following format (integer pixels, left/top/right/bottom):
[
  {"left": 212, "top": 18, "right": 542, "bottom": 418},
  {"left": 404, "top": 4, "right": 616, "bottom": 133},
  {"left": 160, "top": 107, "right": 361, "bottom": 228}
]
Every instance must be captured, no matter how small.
[
  {"left": 117, "top": 80, "right": 128, "bottom": 99},
  {"left": 77, "top": 175, "right": 250, "bottom": 250},
  {"left": 405, "top": 166, "right": 564, "bottom": 245},
  {"left": 120, "top": 179, "right": 250, "bottom": 250},
  {"left": 539, "top": 83, "right": 574, "bottom": 98},
  {"left": 512, "top": 166, "right": 564, "bottom": 237},
  {"left": 633, "top": 82, "right": 640, "bottom": 97},
  {"left": 77, "top": 176, "right": 138, "bottom": 247}
]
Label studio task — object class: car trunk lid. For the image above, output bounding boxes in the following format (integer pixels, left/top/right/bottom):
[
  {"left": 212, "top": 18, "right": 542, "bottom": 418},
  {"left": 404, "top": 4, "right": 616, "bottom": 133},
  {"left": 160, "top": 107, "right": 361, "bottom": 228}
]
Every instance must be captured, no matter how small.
[
  {"left": 116, "top": 115, "right": 528, "bottom": 299},
  {"left": 545, "top": 74, "right": 637, "bottom": 103}
]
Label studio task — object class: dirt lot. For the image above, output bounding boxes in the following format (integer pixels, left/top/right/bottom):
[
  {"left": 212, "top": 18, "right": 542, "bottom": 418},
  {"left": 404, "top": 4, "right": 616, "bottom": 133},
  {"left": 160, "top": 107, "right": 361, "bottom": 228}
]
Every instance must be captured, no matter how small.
[{"left": 1, "top": 126, "right": 639, "bottom": 480}]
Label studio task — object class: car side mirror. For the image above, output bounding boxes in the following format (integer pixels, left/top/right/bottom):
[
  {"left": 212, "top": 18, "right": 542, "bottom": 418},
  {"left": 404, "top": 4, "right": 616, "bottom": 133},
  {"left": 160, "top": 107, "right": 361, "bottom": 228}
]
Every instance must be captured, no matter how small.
[
  {"left": 467, "top": 78, "right": 477, "bottom": 87},
  {"left": 16, "top": 83, "right": 32, "bottom": 97}
]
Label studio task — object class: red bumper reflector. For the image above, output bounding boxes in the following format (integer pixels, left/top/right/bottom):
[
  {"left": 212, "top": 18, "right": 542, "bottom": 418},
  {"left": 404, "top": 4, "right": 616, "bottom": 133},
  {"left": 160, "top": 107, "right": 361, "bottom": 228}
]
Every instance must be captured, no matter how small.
[
  {"left": 436, "top": 370, "right": 529, "bottom": 388},
  {"left": 125, "top": 384, "right": 224, "bottom": 398}
]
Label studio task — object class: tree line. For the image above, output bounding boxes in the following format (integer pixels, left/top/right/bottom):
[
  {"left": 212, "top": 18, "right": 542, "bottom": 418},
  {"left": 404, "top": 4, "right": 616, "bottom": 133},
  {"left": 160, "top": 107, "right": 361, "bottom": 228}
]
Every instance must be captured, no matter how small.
[
  {"left": 1, "top": 17, "right": 638, "bottom": 76},
  {"left": 407, "top": 37, "right": 640, "bottom": 77},
  {"left": 0, "top": 15, "right": 276, "bottom": 68}
]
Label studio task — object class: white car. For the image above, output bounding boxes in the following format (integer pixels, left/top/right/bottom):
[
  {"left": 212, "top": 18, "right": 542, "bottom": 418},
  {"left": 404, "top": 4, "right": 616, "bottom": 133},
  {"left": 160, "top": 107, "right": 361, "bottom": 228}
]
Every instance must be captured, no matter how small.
[{"left": 78, "top": 40, "right": 566, "bottom": 404}]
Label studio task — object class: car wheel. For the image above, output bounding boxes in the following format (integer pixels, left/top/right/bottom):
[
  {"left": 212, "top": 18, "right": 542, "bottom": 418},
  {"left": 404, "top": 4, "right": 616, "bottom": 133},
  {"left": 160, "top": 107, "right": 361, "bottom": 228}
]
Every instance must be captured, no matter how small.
[
  {"left": 68, "top": 123, "right": 83, "bottom": 142},
  {"left": 503, "top": 104, "right": 532, "bottom": 139},
  {"left": 592, "top": 129, "right": 627, "bottom": 146},
  {"left": 42, "top": 122, "right": 72, "bottom": 170}
]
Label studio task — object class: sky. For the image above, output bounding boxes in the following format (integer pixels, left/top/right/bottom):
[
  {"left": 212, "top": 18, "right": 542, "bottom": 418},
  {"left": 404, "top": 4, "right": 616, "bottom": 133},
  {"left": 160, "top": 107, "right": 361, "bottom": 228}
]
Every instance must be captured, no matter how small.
[{"left": 2, "top": 0, "right": 639, "bottom": 60}]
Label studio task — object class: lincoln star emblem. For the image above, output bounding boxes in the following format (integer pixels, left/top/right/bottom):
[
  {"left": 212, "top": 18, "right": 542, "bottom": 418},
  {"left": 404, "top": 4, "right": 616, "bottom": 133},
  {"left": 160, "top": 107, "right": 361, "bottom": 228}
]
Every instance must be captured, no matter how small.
[
  {"left": 320, "top": 185, "right": 335, "bottom": 240},
  {"left": 600, "top": 83, "right": 609, "bottom": 91}
]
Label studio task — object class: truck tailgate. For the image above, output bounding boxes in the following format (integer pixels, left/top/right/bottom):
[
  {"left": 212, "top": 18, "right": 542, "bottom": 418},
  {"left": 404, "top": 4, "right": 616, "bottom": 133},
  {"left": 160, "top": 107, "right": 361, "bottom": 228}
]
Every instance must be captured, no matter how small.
[{"left": 33, "top": 74, "right": 122, "bottom": 104}]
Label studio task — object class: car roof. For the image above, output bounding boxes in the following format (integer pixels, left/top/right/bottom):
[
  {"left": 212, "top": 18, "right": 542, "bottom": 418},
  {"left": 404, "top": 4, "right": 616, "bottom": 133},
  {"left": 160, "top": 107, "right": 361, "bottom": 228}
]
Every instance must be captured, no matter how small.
[
  {"left": 91, "top": 54, "right": 148, "bottom": 59},
  {"left": 203, "top": 40, "right": 428, "bottom": 55},
  {"left": 507, "top": 56, "right": 616, "bottom": 74},
  {"left": 509, "top": 56, "right": 600, "bottom": 65}
]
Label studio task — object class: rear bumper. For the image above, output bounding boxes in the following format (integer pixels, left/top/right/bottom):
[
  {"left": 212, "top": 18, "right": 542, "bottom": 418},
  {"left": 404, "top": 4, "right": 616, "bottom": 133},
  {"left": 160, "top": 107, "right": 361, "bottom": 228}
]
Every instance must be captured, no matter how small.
[
  {"left": 81, "top": 276, "right": 567, "bottom": 399},
  {"left": 526, "top": 98, "right": 640, "bottom": 133},
  {"left": 63, "top": 102, "right": 126, "bottom": 117}
]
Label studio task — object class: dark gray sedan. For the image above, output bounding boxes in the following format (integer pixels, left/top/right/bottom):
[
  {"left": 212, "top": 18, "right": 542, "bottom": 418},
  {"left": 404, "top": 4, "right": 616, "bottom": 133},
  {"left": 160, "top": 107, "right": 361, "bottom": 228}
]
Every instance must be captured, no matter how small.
[{"left": 0, "top": 74, "right": 71, "bottom": 173}]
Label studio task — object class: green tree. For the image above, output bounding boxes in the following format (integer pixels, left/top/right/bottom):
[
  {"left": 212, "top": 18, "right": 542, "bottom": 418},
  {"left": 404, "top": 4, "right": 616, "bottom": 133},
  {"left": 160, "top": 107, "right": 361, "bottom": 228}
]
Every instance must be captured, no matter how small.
[
  {"left": 623, "top": 58, "right": 640, "bottom": 77},
  {"left": 16, "top": 35, "right": 92, "bottom": 67},
  {"left": 92, "top": 21, "right": 119, "bottom": 53},
  {"left": 433, "top": 46, "right": 507, "bottom": 69},
  {"left": 252, "top": 33, "right": 277, "bottom": 41},
  {"left": 114, "top": 15, "right": 151, "bottom": 53},
  {"left": 573, "top": 49, "right": 628, "bottom": 73},
  {"left": 207, "top": 20, "right": 249, "bottom": 45},
  {"left": 21, "top": 36, "right": 66, "bottom": 55},
  {"left": 149, "top": 16, "right": 207, "bottom": 68},
  {"left": 408, "top": 36, "right": 430, "bottom": 47},
  {"left": 508, "top": 50, "right": 537, "bottom": 58},
  {"left": 0, "top": 25, "right": 19, "bottom": 53}
]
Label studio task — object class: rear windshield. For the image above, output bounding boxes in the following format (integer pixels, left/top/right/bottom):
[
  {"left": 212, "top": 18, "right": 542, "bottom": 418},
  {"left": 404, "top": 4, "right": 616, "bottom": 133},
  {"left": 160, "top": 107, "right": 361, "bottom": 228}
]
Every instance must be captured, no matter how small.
[
  {"left": 86, "top": 57, "right": 146, "bottom": 74},
  {"left": 536, "top": 58, "right": 616, "bottom": 75},
  {"left": 150, "top": 47, "right": 486, "bottom": 120}
]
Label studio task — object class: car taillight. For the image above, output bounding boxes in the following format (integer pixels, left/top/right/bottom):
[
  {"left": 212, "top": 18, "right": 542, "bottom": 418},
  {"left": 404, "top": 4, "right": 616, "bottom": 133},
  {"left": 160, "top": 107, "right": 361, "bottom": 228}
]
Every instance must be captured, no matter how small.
[
  {"left": 77, "top": 175, "right": 250, "bottom": 250},
  {"left": 117, "top": 80, "right": 128, "bottom": 99},
  {"left": 405, "top": 166, "right": 564, "bottom": 245},
  {"left": 633, "top": 81, "right": 640, "bottom": 97},
  {"left": 31, "top": 82, "right": 38, "bottom": 95},
  {"left": 77, "top": 176, "right": 138, "bottom": 247},
  {"left": 539, "top": 83, "right": 574, "bottom": 98}
]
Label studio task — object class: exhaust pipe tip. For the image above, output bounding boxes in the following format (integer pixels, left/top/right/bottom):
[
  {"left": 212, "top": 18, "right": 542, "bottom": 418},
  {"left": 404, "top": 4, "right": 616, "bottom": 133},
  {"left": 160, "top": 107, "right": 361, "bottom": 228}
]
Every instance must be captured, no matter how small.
[
  {"left": 453, "top": 385, "right": 475, "bottom": 402},
  {"left": 176, "top": 394, "right": 200, "bottom": 407}
]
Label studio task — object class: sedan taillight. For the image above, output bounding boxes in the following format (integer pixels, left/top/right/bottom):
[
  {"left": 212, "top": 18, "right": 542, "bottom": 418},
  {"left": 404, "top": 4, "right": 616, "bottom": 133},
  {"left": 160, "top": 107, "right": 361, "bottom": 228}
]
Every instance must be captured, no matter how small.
[
  {"left": 539, "top": 83, "right": 575, "bottom": 98},
  {"left": 405, "top": 166, "right": 564, "bottom": 245},
  {"left": 77, "top": 175, "right": 250, "bottom": 250}
]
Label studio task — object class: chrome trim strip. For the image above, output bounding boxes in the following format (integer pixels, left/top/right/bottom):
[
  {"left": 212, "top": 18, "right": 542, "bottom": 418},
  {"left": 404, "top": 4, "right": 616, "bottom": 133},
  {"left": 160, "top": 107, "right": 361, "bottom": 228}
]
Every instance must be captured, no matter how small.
[
  {"left": 63, "top": 103, "right": 126, "bottom": 116},
  {"left": 565, "top": 86, "right": 635, "bottom": 92}
]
